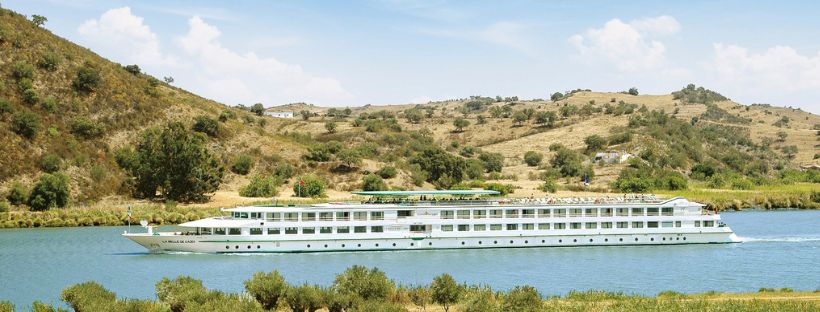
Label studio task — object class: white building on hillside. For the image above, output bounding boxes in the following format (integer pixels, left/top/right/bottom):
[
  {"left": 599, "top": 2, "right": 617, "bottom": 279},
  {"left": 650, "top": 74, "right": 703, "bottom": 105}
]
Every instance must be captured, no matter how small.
[
  {"left": 264, "top": 111, "right": 294, "bottom": 118},
  {"left": 593, "top": 151, "right": 632, "bottom": 164}
]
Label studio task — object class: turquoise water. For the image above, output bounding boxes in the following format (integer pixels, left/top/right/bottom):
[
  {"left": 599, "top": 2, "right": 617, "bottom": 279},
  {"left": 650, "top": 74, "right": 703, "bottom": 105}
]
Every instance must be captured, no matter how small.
[{"left": 1, "top": 210, "right": 818, "bottom": 307}]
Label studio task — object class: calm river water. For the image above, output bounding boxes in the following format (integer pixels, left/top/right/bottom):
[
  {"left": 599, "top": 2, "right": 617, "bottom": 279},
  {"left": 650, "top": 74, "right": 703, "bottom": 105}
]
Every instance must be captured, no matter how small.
[{"left": 1, "top": 210, "right": 818, "bottom": 307}]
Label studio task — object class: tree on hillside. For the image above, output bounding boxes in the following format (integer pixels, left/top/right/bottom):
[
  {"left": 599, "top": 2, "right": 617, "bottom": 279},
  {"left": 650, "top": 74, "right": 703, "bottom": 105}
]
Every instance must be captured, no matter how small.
[
  {"left": 782, "top": 145, "right": 798, "bottom": 160},
  {"left": 11, "top": 110, "right": 40, "bottom": 139},
  {"left": 124, "top": 64, "right": 141, "bottom": 75},
  {"left": 628, "top": 87, "right": 639, "bottom": 96},
  {"left": 776, "top": 131, "right": 788, "bottom": 142},
  {"left": 250, "top": 103, "right": 265, "bottom": 116},
  {"left": 584, "top": 134, "right": 607, "bottom": 153},
  {"left": 163, "top": 76, "right": 174, "bottom": 84},
  {"left": 410, "top": 147, "right": 467, "bottom": 189},
  {"left": 117, "top": 122, "right": 224, "bottom": 202},
  {"left": 73, "top": 62, "right": 101, "bottom": 94},
  {"left": 535, "top": 111, "right": 557, "bottom": 127},
  {"left": 31, "top": 15, "right": 47, "bottom": 27},
  {"left": 512, "top": 111, "right": 528, "bottom": 127},
  {"left": 524, "top": 151, "right": 543, "bottom": 166},
  {"left": 550, "top": 147, "right": 584, "bottom": 177},
  {"left": 336, "top": 149, "right": 361, "bottom": 169},
  {"left": 404, "top": 108, "right": 424, "bottom": 124},
  {"left": 300, "top": 110, "right": 311, "bottom": 121},
  {"left": 362, "top": 174, "right": 388, "bottom": 191},
  {"left": 550, "top": 92, "right": 564, "bottom": 101},
  {"left": 325, "top": 121, "right": 337, "bottom": 133},
  {"left": 479, "top": 152, "right": 504, "bottom": 173},
  {"left": 453, "top": 118, "right": 470, "bottom": 132},
  {"left": 28, "top": 173, "right": 70, "bottom": 211}
]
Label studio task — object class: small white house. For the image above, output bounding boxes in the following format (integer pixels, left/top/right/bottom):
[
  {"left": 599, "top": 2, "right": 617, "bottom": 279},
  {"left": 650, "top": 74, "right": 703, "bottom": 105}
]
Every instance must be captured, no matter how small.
[
  {"left": 593, "top": 151, "right": 632, "bottom": 164},
  {"left": 264, "top": 111, "right": 294, "bottom": 118}
]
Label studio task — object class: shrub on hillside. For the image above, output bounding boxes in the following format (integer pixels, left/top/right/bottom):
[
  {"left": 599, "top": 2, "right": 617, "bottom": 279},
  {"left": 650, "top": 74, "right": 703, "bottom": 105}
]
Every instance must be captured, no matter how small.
[
  {"left": 584, "top": 134, "right": 607, "bottom": 153},
  {"left": 239, "top": 175, "right": 280, "bottom": 197},
  {"left": 11, "top": 110, "right": 40, "bottom": 139},
  {"left": 21, "top": 88, "right": 38, "bottom": 104},
  {"left": 6, "top": 182, "right": 28, "bottom": 205},
  {"left": 39, "top": 154, "right": 62, "bottom": 173},
  {"left": 362, "top": 174, "right": 387, "bottom": 191},
  {"left": 478, "top": 152, "right": 504, "bottom": 173},
  {"left": 28, "top": 173, "right": 70, "bottom": 211},
  {"left": 73, "top": 62, "right": 101, "bottom": 93},
  {"left": 38, "top": 52, "right": 59, "bottom": 71},
  {"left": 250, "top": 103, "right": 264, "bottom": 116},
  {"left": 540, "top": 177, "right": 557, "bottom": 193},
  {"left": 230, "top": 154, "right": 254, "bottom": 175},
  {"left": 376, "top": 166, "right": 398, "bottom": 179},
  {"left": 124, "top": 64, "right": 141, "bottom": 75},
  {"left": 292, "top": 175, "right": 325, "bottom": 198},
  {"left": 410, "top": 147, "right": 466, "bottom": 189},
  {"left": 550, "top": 147, "right": 583, "bottom": 177},
  {"left": 274, "top": 163, "right": 295, "bottom": 180},
  {"left": 218, "top": 110, "right": 236, "bottom": 122},
  {"left": 12, "top": 61, "right": 34, "bottom": 80},
  {"left": 192, "top": 115, "right": 220, "bottom": 137},
  {"left": 523, "top": 151, "right": 543, "bottom": 166},
  {"left": 70, "top": 117, "right": 105, "bottom": 139}
]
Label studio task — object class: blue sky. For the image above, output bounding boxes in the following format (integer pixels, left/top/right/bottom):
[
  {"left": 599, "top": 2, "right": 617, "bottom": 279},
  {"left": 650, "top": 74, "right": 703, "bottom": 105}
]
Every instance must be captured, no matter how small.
[{"left": 6, "top": 0, "right": 820, "bottom": 113}]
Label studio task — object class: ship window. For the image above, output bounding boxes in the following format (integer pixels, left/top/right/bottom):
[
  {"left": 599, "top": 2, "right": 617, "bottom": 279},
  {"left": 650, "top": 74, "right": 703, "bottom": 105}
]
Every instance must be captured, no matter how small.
[
  {"left": 584, "top": 208, "right": 597, "bottom": 217},
  {"left": 285, "top": 227, "right": 298, "bottom": 234},
  {"left": 302, "top": 213, "right": 316, "bottom": 221},
  {"left": 457, "top": 210, "right": 470, "bottom": 219},
  {"left": 284, "top": 213, "right": 298, "bottom": 222},
  {"left": 473, "top": 210, "right": 486, "bottom": 219},
  {"left": 370, "top": 211, "right": 384, "bottom": 221},
  {"left": 675, "top": 221, "right": 681, "bottom": 227},
  {"left": 695, "top": 221, "right": 701, "bottom": 227},
  {"left": 538, "top": 223, "right": 550, "bottom": 230},
  {"left": 489, "top": 210, "right": 502, "bottom": 218},
  {"left": 320, "top": 227, "right": 332, "bottom": 234},
  {"left": 354, "top": 212, "right": 368, "bottom": 221},
  {"left": 354, "top": 226, "right": 367, "bottom": 233},
  {"left": 371, "top": 226, "right": 384, "bottom": 233},
  {"left": 601, "top": 222, "right": 613, "bottom": 229},
  {"left": 552, "top": 209, "right": 565, "bottom": 217},
  {"left": 522, "top": 224, "right": 534, "bottom": 230},
  {"left": 662, "top": 207, "right": 674, "bottom": 216},
  {"left": 506, "top": 224, "right": 518, "bottom": 230},
  {"left": 336, "top": 226, "right": 350, "bottom": 233},
  {"left": 200, "top": 228, "right": 212, "bottom": 235},
  {"left": 585, "top": 222, "right": 597, "bottom": 229},
  {"left": 538, "top": 209, "right": 550, "bottom": 218},
  {"left": 631, "top": 208, "right": 644, "bottom": 216},
  {"left": 617, "top": 222, "right": 628, "bottom": 229},
  {"left": 239, "top": 212, "right": 248, "bottom": 219},
  {"left": 522, "top": 209, "right": 535, "bottom": 218},
  {"left": 397, "top": 210, "right": 413, "bottom": 218},
  {"left": 250, "top": 212, "right": 262, "bottom": 219},
  {"left": 457, "top": 225, "right": 470, "bottom": 232},
  {"left": 616, "top": 208, "right": 628, "bottom": 216},
  {"left": 554, "top": 223, "right": 566, "bottom": 230},
  {"left": 490, "top": 224, "right": 502, "bottom": 231},
  {"left": 441, "top": 225, "right": 453, "bottom": 232},
  {"left": 647, "top": 208, "right": 660, "bottom": 216},
  {"left": 662, "top": 221, "right": 674, "bottom": 228},
  {"left": 336, "top": 212, "right": 350, "bottom": 221},
  {"left": 410, "top": 225, "right": 426, "bottom": 232},
  {"left": 267, "top": 228, "right": 280, "bottom": 235},
  {"left": 440, "top": 210, "right": 454, "bottom": 219},
  {"left": 632, "top": 222, "right": 644, "bottom": 228},
  {"left": 228, "top": 228, "right": 241, "bottom": 235},
  {"left": 320, "top": 212, "right": 333, "bottom": 221},
  {"left": 266, "top": 212, "right": 281, "bottom": 221},
  {"left": 601, "top": 208, "right": 613, "bottom": 217},
  {"left": 250, "top": 228, "right": 263, "bottom": 235},
  {"left": 570, "top": 223, "right": 582, "bottom": 229},
  {"left": 704, "top": 221, "right": 715, "bottom": 227},
  {"left": 569, "top": 208, "right": 582, "bottom": 217},
  {"left": 647, "top": 221, "right": 659, "bottom": 228},
  {"left": 473, "top": 224, "right": 486, "bottom": 231},
  {"left": 505, "top": 209, "right": 519, "bottom": 218}
]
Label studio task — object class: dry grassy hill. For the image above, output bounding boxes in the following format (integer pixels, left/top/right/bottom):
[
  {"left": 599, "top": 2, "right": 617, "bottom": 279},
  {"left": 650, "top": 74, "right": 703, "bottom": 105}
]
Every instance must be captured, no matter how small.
[{"left": 1, "top": 8, "right": 817, "bottom": 211}]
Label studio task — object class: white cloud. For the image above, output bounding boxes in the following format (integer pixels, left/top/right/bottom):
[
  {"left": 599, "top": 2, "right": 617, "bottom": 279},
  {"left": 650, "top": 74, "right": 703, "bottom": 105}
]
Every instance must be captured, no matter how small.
[
  {"left": 417, "top": 21, "right": 534, "bottom": 55},
  {"left": 176, "top": 16, "right": 351, "bottom": 105},
  {"left": 78, "top": 7, "right": 175, "bottom": 67},
  {"left": 713, "top": 43, "right": 820, "bottom": 91},
  {"left": 569, "top": 15, "right": 680, "bottom": 71}
]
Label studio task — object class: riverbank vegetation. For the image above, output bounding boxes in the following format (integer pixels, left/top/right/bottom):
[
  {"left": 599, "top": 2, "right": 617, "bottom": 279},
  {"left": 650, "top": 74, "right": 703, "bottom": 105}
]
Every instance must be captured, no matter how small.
[{"left": 0, "top": 266, "right": 816, "bottom": 312}]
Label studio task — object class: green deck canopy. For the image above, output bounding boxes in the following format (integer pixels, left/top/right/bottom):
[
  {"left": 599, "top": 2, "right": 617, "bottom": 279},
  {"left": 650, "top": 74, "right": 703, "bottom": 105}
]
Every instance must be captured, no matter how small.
[{"left": 351, "top": 190, "right": 500, "bottom": 197}]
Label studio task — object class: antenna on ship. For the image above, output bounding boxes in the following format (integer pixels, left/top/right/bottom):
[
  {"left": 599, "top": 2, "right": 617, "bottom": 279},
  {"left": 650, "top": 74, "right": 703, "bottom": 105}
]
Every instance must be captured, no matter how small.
[{"left": 127, "top": 205, "right": 132, "bottom": 231}]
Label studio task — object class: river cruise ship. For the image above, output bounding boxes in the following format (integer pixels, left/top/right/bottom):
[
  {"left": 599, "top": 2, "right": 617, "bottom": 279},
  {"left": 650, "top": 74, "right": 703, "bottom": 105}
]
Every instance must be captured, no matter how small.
[{"left": 123, "top": 190, "right": 740, "bottom": 253}]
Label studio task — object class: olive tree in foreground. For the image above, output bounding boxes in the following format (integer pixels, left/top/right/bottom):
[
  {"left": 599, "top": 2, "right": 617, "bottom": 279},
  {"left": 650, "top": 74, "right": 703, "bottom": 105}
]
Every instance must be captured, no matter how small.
[
  {"left": 244, "top": 271, "right": 288, "bottom": 310},
  {"left": 431, "top": 273, "right": 462, "bottom": 312},
  {"left": 332, "top": 265, "right": 394, "bottom": 301}
]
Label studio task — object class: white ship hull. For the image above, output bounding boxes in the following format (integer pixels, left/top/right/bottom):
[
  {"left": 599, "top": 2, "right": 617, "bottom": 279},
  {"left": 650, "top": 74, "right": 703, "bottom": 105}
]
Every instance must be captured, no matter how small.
[{"left": 124, "top": 228, "right": 740, "bottom": 253}]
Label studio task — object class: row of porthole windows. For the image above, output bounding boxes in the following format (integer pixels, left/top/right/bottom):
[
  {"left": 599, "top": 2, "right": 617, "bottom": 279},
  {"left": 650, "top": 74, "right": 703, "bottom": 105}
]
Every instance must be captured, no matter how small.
[{"left": 224, "top": 236, "right": 689, "bottom": 250}]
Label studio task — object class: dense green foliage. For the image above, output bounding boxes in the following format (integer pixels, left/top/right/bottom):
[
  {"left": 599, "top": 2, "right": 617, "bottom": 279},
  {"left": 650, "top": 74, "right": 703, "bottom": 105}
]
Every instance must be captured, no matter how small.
[
  {"left": 11, "top": 110, "right": 40, "bottom": 139},
  {"left": 549, "top": 145, "right": 584, "bottom": 177},
  {"left": 376, "top": 166, "right": 398, "bottom": 179},
  {"left": 431, "top": 273, "right": 462, "bottom": 312},
  {"left": 28, "top": 173, "right": 70, "bottom": 211},
  {"left": 39, "top": 154, "right": 62, "bottom": 173},
  {"left": 672, "top": 84, "right": 728, "bottom": 104},
  {"left": 70, "top": 117, "right": 105, "bottom": 139},
  {"left": 410, "top": 147, "right": 467, "bottom": 189},
  {"left": 333, "top": 265, "right": 394, "bottom": 301},
  {"left": 361, "top": 174, "right": 388, "bottom": 191},
  {"left": 230, "top": 154, "right": 254, "bottom": 175},
  {"left": 524, "top": 151, "right": 543, "bottom": 167},
  {"left": 5, "top": 182, "right": 28, "bottom": 205},
  {"left": 117, "top": 122, "right": 224, "bottom": 202},
  {"left": 239, "top": 175, "right": 280, "bottom": 197},
  {"left": 293, "top": 175, "right": 326, "bottom": 197},
  {"left": 192, "top": 115, "right": 220, "bottom": 137},
  {"left": 244, "top": 271, "right": 288, "bottom": 310},
  {"left": 72, "top": 62, "right": 101, "bottom": 93}
]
